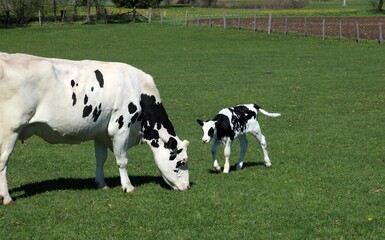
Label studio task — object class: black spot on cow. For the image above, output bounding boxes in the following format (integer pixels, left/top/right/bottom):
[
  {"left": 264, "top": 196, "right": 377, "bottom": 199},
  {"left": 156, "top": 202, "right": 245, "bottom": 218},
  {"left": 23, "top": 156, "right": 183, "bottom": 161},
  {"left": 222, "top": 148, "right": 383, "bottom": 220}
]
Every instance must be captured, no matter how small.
[
  {"left": 71, "top": 80, "right": 75, "bottom": 88},
  {"left": 116, "top": 115, "right": 124, "bottom": 129},
  {"left": 72, "top": 92, "right": 77, "bottom": 106},
  {"left": 208, "top": 127, "right": 214, "bottom": 137},
  {"left": 214, "top": 114, "right": 235, "bottom": 140},
  {"left": 151, "top": 139, "right": 159, "bottom": 148},
  {"left": 92, "top": 103, "right": 102, "bottom": 122},
  {"left": 128, "top": 102, "right": 137, "bottom": 114},
  {"left": 91, "top": 87, "right": 94, "bottom": 92},
  {"left": 83, "top": 105, "right": 93, "bottom": 118},
  {"left": 84, "top": 94, "right": 88, "bottom": 105},
  {"left": 165, "top": 137, "right": 177, "bottom": 150},
  {"left": 131, "top": 112, "right": 139, "bottom": 124},
  {"left": 140, "top": 94, "right": 176, "bottom": 143},
  {"left": 94, "top": 70, "right": 104, "bottom": 88}
]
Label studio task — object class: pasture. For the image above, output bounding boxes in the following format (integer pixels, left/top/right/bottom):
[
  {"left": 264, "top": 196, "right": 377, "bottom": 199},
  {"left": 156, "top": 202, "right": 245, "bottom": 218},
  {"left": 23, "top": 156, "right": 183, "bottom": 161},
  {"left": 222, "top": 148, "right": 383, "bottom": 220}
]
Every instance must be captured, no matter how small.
[{"left": 0, "top": 23, "right": 384, "bottom": 239}]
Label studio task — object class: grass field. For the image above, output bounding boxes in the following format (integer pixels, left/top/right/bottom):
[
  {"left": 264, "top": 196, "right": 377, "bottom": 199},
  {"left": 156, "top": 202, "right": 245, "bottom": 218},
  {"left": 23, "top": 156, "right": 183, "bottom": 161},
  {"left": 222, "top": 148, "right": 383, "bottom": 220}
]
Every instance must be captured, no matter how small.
[{"left": 0, "top": 22, "right": 384, "bottom": 239}]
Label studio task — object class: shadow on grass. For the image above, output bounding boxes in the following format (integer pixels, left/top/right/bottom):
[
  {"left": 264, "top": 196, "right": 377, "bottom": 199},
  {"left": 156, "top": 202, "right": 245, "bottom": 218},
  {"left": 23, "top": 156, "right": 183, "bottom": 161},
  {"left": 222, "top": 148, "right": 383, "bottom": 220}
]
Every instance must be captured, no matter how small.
[
  {"left": 208, "top": 161, "right": 265, "bottom": 174},
  {"left": 9, "top": 175, "right": 170, "bottom": 201}
]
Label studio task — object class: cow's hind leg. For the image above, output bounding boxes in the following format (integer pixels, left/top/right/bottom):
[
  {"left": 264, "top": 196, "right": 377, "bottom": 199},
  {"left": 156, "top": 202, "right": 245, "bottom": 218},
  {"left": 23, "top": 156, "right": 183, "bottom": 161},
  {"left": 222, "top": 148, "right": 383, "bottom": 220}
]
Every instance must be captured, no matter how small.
[
  {"left": 0, "top": 132, "right": 19, "bottom": 205},
  {"left": 94, "top": 140, "right": 109, "bottom": 190},
  {"left": 236, "top": 135, "right": 248, "bottom": 170},
  {"left": 211, "top": 139, "right": 221, "bottom": 171},
  {"left": 253, "top": 131, "right": 272, "bottom": 167}
]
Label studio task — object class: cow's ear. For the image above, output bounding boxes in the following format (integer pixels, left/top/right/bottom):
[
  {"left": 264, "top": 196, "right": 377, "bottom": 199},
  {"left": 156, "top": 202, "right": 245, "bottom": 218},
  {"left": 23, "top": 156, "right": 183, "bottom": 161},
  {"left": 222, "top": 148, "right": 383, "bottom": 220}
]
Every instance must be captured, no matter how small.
[
  {"left": 166, "top": 137, "right": 177, "bottom": 150},
  {"left": 196, "top": 119, "right": 204, "bottom": 126}
]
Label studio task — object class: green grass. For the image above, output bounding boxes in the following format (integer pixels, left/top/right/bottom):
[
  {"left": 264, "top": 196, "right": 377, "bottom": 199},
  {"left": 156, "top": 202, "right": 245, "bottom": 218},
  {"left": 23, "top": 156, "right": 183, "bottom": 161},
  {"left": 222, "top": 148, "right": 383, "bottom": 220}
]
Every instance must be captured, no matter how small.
[{"left": 0, "top": 23, "right": 384, "bottom": 239}]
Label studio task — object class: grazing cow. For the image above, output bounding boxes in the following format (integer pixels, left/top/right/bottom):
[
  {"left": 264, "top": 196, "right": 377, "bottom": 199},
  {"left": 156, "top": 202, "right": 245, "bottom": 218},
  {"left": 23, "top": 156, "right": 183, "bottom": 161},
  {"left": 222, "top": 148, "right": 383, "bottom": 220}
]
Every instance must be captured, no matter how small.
[
  {"left": 0, "top": 52, "right": 190, "bottom": 205},
  {"left": 196, "top": 104, "right": 280, "bottom": 173}
]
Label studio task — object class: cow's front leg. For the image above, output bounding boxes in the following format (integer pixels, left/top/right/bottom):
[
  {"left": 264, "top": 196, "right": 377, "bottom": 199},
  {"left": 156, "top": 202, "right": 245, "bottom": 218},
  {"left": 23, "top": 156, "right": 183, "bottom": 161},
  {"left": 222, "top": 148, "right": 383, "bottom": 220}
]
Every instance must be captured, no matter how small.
[
  {"left": 94, "top": 140, "right": 109, "bottom": 190},
  {"left": 211, "top": 139, "right": 221, "bottom": 171},
  {"left": 0, "top": 132, "right": 19, "bottom": 205},
  {"left": 237, "top": 135, "right": 248, "bottom": 170},
  {"left": 112, "top": 138, "right": 135, "bottom": 192},
  {"left": 223, "top": 139, "right": 232, "bottom": 173}
]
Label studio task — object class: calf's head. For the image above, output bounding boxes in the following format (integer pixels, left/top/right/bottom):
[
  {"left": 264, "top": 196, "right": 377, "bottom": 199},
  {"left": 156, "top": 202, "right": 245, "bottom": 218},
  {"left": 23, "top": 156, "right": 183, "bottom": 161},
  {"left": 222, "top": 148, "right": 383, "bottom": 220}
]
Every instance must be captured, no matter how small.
[{"left": 196, "top": 119, "right": 216, "bottom": 144}]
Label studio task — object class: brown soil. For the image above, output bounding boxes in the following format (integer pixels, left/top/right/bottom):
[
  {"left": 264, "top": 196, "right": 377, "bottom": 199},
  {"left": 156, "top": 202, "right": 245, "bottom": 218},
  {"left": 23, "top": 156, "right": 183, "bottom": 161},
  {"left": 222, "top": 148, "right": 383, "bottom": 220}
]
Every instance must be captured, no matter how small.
[{"left": 195, "top": 16, "right": 385, "bottom": 41}]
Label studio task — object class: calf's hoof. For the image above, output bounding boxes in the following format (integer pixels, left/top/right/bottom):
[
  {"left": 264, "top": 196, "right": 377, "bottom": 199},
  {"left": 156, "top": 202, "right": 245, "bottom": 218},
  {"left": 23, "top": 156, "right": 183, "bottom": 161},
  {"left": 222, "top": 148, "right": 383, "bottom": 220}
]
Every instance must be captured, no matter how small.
[{"left": 265, "top": 162, "right": 272, "bottom": 168}]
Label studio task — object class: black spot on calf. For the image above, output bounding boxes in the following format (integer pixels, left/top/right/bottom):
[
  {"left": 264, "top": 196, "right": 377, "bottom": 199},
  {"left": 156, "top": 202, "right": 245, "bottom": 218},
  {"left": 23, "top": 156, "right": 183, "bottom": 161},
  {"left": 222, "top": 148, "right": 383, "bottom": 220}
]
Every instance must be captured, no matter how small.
[
  {"left": 71, "top": 80, "right": 75, "bottom": 88},
  {"left": 94, "top": 70, "right": 104, "bottom": 88}
]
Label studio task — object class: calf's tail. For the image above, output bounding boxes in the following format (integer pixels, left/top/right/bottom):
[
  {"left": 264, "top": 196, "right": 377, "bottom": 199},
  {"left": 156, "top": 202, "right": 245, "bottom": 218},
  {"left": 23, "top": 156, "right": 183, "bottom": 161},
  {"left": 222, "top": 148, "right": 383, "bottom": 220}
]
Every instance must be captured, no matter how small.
[{"left": 255, "top": 105, "right": 281, "bottom": 118}]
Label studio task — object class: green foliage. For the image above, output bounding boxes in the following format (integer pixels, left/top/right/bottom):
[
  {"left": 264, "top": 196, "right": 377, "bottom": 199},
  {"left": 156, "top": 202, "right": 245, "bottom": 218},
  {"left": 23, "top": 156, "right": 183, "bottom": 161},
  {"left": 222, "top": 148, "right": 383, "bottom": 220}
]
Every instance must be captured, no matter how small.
[
  {"left": 111, "top": 0, "right": 162, "bottom": 8},
  {"left": 0, "top": 23, "right": 384, "bottom": 238}
]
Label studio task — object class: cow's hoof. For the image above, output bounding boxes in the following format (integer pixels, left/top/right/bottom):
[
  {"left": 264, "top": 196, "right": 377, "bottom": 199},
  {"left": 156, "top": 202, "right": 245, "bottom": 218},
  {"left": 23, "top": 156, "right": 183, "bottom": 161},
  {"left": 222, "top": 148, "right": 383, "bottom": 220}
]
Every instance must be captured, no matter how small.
[
  {"left": 265, "top": 163, "right": 272, "bottom": 168},
  {"left": 223, "top": 169, "right": 230, "bottom": 174},
  {"left": 3, "top": 199, "right": 14, "bottom": 205},
  {"left": 101, "top": 186, "right": 110, "bottom": 191},
  {"left": 121, "top": 186, "right": 135, "bottom": 193}
]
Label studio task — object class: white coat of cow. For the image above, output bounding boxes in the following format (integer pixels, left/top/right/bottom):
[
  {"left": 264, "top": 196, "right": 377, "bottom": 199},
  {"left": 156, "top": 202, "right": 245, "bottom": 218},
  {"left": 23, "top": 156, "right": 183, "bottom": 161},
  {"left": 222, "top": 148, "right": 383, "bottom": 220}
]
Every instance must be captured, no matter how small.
[
  {"left": 0, "top": 52, "right": 190, "bottom": 205},
  {"left": 197, "top": 104, "right": 280, "bottom": 173}
]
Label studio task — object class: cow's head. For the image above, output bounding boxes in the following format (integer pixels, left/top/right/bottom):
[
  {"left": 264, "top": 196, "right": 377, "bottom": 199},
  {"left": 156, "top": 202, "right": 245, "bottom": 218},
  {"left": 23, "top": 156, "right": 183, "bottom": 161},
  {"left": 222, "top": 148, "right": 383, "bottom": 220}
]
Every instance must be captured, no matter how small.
[
  {"left": 150, "top": 137, "right": 190, "bottom": 190},
  {"left": 196, "top": 119, "right": 216, "bottom": 144},
  {"left": 140, "top": 93, "right": 190, "bottom": 190}
]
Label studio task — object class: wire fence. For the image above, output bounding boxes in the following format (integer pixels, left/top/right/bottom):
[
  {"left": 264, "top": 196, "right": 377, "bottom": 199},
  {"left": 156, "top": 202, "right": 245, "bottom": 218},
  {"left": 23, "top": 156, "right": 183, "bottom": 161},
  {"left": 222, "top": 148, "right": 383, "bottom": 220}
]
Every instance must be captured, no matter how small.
[{"left": 146, "top": 9, "right": 385, "bottom": 43}]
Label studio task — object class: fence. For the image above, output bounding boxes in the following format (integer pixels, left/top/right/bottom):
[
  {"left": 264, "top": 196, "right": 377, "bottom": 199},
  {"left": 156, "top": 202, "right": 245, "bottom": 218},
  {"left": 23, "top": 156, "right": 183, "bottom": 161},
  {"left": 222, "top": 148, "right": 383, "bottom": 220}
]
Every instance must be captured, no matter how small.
[{"left": 145, "top": 9, "right": 385, "bottom": 43}]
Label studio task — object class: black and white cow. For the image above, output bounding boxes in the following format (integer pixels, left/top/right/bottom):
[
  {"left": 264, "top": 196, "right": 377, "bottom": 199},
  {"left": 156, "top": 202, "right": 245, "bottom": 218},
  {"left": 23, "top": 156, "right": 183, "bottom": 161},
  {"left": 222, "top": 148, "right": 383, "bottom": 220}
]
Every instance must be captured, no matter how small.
[
  {"left": 0, "top": 52, "right": 190, "bottom": 205},
  {"left": 197, "top": 104, "right": 280, "bottom": 173}
]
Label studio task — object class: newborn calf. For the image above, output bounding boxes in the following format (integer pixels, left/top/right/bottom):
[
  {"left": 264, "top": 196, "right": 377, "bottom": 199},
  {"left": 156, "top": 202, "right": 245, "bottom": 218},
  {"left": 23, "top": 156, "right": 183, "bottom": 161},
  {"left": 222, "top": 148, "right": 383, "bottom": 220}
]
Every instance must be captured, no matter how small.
[{"left": 197, "top": 104, "right": 280, "bottom": 173}]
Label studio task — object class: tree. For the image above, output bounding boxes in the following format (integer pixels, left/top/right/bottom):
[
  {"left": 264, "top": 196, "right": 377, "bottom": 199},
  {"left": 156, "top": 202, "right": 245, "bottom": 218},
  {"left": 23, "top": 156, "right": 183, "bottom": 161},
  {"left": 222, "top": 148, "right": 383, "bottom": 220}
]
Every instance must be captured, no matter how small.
[{"left": 376, "top": 0, "right": 384, "bottom": 13}]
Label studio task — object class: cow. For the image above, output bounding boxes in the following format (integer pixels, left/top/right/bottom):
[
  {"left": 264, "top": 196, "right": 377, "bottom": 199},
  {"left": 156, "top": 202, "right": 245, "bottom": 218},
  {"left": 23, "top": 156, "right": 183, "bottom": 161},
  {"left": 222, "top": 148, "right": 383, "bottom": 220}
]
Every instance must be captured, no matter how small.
[
  {"left": 196, "top": 104, "right": 280, "bottom": 173},
  {"left": 0, "top": 52, "right": 190, "bottom": 205}
]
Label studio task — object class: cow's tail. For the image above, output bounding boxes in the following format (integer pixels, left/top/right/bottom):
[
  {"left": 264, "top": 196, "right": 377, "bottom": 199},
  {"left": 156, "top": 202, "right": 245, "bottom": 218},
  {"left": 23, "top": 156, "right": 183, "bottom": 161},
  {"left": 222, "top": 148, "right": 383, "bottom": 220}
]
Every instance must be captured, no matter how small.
[{"left": 255, "top": 104, "right": 281, "bottom": 118}]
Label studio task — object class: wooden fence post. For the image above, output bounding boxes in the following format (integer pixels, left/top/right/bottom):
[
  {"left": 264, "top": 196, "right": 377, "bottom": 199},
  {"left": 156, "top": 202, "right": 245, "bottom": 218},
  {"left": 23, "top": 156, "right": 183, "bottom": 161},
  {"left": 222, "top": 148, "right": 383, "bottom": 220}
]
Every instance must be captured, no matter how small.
[
  {"left": 356, "top": 21, "right": 360, "bottom": 43},
  {"left": 38, "top": 10, "right": 42, "bottom": 26},
  {"left": 238, "top": 14, "right": 241, "bottom": 30},
  {"left": 209, "top": 14, "right": 212, "bottom": 28},
  {"left": 268, "top": 13, "right": 272, "bottom": 34},
  {"left": 285, "top": 17, "right": 288, "bottom": 35},
  {"left": 160, "top": 9, "right": 163, "bottom": 25},
  {"left": 379, "top": 23, "right": 383, "bottom": 44},
  {"left": 148, "top": 8, "right": 152, "bottom": 23},
  {"left": 253, "top": 13, "right": 257, "bottom": 32},
  {"left": 322, "top": 18, "right": 325, "bottom": 40},
  {"left": 339, "top": 19, "right": 343, "bottom": 40},
  {"left": 185, "top": 11, "right": 188, "bottom": 26},
  {"left": 304, "top": 17, "right": 307, "bottom": 37},
  {"left": 223, "top": 12, "right": 226, "bottom": 29},
  {"left": 196, "top": 14, "right": 200, "bottom": 27}
]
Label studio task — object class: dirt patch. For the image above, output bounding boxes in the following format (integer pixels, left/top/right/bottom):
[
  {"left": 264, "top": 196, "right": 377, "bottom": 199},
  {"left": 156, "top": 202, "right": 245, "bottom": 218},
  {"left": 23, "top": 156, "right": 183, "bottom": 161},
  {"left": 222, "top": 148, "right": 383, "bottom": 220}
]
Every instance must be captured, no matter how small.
[{"left": 194, "top": 16, "right": 385, "bottom": 42}]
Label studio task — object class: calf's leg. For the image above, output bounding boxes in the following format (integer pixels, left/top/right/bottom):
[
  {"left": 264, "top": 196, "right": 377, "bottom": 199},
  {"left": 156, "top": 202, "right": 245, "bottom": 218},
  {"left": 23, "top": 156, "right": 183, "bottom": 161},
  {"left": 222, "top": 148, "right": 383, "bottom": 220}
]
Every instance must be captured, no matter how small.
[
  {"left": 237, "top": 135, "right": 248, "bottom": 170},
  {"left": 211, "top": 139, "right": 221, "bottom": 171},
  {"left": 223, "top": 139, "right": 232, "bottom": 173},
  {"left": 253, "top": 131, "right": 272, "bottom": 167}
]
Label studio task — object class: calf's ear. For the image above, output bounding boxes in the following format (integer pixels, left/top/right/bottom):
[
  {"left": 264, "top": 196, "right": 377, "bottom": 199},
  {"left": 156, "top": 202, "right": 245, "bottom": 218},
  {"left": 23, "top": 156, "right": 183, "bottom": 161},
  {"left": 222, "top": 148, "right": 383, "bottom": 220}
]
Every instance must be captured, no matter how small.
[{"left": 196, "top": 119, "right": 204, "bottom": 126}]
